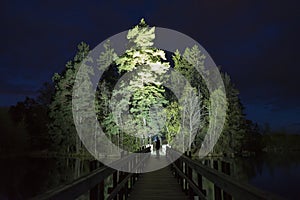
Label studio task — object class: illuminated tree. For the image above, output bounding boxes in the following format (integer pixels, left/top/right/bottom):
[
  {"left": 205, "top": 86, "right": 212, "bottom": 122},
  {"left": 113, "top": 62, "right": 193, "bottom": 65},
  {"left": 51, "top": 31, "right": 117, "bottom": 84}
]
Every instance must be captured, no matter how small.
[
  {"left": 48, "top": 42, "right": 90, "bottom": 154},
  {"left": 114, "top": 19, "right": 170, "bottom": 143},
  {"left": 164, "top": 101, "right": 180, "bottom": 144},
  {"left": 172, "top": 46, "right": 209, "bottom": 151}
]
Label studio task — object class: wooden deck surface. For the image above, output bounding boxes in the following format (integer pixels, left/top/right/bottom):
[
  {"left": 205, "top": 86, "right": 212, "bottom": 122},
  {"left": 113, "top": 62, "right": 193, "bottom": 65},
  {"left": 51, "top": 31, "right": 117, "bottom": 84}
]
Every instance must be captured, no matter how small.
[{"left": 128, "top": 155, "right": 189, "bottom": 200}]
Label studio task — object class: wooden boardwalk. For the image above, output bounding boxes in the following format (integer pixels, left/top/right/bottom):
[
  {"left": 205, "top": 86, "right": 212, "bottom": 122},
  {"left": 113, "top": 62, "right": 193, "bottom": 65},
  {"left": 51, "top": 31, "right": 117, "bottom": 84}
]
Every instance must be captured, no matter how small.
[
  {"left": 128, "top": 155, "right": 188, "bottom": 200},
  {"left": 31, "top": 147, "right": 284, "bottom": 200}
]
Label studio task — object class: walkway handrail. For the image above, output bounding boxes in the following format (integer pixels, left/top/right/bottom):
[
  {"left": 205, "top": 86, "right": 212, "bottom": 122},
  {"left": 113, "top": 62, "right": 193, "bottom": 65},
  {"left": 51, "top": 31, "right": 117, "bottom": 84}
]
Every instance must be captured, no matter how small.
[
  {"left": 166, "top": 147, "right": 285, "bottom": 200},
  {"left": 31, "top": 147, "right": 151, "bottom": 200}
]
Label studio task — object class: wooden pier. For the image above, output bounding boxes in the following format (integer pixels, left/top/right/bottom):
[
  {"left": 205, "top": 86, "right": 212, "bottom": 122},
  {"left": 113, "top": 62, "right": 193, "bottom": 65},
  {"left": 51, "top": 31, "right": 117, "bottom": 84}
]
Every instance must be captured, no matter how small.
[{"left": 31, "top": 147, "right": 284, "bottom": 200}]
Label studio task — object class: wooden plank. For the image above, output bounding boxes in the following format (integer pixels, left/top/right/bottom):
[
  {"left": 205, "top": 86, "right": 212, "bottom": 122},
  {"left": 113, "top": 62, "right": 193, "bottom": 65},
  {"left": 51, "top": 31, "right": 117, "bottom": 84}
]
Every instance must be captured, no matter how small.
[
  {"left": 128, "top": 166, "right": 189, "bottom": 200},
  {"left": 107, "top": 152, "right": 150, "bottom": 200}
]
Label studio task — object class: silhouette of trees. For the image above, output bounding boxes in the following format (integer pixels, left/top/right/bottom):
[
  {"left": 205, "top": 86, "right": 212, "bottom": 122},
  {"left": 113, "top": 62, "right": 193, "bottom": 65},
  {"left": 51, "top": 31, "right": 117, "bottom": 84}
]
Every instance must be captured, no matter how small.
[
  {"left": 0, "top": 107, "right": 28, "bottom": 153},
  {"left": 214, "top": 73, "right": 247, "bottom": 154},
  {"left": 7, "top": 82, "right": 54, "bottom": 152}
]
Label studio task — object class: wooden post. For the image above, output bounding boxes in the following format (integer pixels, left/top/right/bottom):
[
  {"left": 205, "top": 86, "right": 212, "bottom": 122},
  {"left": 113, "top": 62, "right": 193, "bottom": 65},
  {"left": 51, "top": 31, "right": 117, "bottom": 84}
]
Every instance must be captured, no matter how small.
[
  {"left": 183, "top": 151, "right": 188, "bottom": 194},
  {"left": 226, "top": 162, "right": 230, "bottom": 175},
  {"left": 119, "top": 153, "right": 124, "bottom": 200},
  {"left": 125, "top": 154, "right": 130, "bottom": 200},
  {"left": 99, "top": 180, "right": 104, "bottom": 200},
  {"left": 119, "top": 171, "right": 124, "bottom": 200},
  {"left": 188, "top": 151, "right": 194, "bottom": 199},
  {"left": 197, "top": 173, "right": 206, "bottom": 196},
  {"left": 221, "top": 161, "right": 232, "bottom": 200},
  {"left": 90, "top": 160, "right": 102, "bottom": 200},
  {"left": 221, "top": 161, "right": 231, "bottom": 175},
  {"left": 204, "top": 159, "right": 209, "bottom": 166},
  {"left": 213, "top": 160, "right": 222, "bottom": 200},
  {"left": 125, "top": 177, "right": 129, "bottom": 200},
  {"left": 172, "top": 160, "right": 175, "bottom": 177},
  {"left": 128, "top": 159, "right": 132, "bottom": 191},
  {"left": 180, "top": 159, "right": 184, "bottom": 191},
  {"left": 111, "top": 171, "right": 117, "bottom": 200}
]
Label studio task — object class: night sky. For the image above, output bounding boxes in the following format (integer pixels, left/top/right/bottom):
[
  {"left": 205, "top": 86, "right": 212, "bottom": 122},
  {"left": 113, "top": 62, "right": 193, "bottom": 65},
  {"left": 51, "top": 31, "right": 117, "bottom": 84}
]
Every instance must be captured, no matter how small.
[{"left": 1, "top": 0, "right": 299, "bottom": 133}]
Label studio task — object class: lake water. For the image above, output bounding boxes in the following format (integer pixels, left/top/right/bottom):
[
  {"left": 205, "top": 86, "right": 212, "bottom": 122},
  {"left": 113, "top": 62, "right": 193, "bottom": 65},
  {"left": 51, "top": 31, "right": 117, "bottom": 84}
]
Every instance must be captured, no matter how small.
[
  {"left": 246, "top": 152, "right": 300, "bottom": 200},
  {"left": 0, "top": 157, "right": 92, "bottom": 199},
  {"left": 0, "top": 152, "right": 299, "bottom": 199}
]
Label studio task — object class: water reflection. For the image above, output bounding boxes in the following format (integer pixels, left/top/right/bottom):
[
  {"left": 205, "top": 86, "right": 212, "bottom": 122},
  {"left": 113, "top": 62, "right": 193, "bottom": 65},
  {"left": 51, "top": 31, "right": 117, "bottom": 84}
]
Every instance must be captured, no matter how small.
[
  {"left": 246, "top": 152, "right": 300, "bottom": 200},
  {"left": 0, "top": 157, "right": 91, "bottom": 199},
  {"left": 199, "top": 152, "right": 300, "bottom": 200},
  {"left": 0, "top": 152, "right": 299, "bottom": 199}
]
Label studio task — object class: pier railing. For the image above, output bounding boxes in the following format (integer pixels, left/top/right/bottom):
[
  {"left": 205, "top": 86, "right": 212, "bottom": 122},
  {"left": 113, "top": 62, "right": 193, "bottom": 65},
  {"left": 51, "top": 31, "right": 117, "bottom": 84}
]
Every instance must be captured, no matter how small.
[
  {"left": 31, "top": 146, "right": 151, "bottom": 200},
  {"left": 166, "top": 147, "right": 284, "bottom": 200}
]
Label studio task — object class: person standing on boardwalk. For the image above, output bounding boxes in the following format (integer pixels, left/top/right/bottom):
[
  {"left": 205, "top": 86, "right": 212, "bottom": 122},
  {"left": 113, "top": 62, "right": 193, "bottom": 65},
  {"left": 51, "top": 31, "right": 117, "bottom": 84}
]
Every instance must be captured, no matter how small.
[{"left": 155, "top": 137, "right": 160, "bottom": 158}]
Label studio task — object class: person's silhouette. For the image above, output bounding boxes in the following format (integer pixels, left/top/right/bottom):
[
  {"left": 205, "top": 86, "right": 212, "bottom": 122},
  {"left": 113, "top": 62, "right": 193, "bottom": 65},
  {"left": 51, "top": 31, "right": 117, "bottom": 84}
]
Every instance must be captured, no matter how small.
[{"left": 155, "top": 138, "right": 160, "bottom": 158}]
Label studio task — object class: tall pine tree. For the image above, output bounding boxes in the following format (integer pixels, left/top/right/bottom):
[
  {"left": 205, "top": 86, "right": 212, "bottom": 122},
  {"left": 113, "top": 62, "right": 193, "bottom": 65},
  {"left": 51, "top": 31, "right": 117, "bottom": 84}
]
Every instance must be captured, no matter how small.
[{"left": 114, "top": 19, "right": 170, "bottom": 143}]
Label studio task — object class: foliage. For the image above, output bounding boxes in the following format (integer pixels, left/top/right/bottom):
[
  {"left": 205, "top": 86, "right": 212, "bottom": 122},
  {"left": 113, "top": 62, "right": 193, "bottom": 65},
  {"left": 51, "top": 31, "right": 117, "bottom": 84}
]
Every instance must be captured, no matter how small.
[
  {"left": 48, "top": 42, "right": 90, "bottom": 154},
  {"left": 179, "top": 85, "right": 203, "bottom": 151},
  {"left": 172, "top": 45, "right": 249, "bottom": 154},
  {"left": 215, "top": 73, "right": 247, "bottom": 154},
  {"left": 243, "top": 120, "right": 264, "bottom": 152},
  {"left": 172, "top": 46, "right": 210, "bottom": 149},
  {"left": 7, "top": 19, "right": 265, "bottom": 156},
  {"left": 262, "top": 132, "right": 300, "bottom": 152},
  {"left": 9, "top": 96, "right": 52, "bottom": 151},
  {"left": 113, "top": 19, "right": 170, "bottom": 143},
  {"left": 164, "top": 101, "right": 181, "bottom": 144},
  {"left": 0, "top": 107, "right": 28, "bottom": 153}
]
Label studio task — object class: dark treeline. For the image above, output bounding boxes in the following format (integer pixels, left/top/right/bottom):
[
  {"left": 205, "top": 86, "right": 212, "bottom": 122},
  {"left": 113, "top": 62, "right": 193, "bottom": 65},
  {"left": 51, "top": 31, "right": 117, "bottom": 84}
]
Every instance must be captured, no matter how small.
[
  {"left": 262, "top": 131, "right": 300, "bottom": 152},
  {"left": 0, "top": 83, "right": 54, "bottom": 155}
]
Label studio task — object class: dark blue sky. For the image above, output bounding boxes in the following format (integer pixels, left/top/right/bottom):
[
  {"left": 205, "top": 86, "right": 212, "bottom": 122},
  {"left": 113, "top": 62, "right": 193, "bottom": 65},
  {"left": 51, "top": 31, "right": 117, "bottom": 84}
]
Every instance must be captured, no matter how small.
[{"left": 0, "top": 0, "right": 299, "bottom": 133}]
